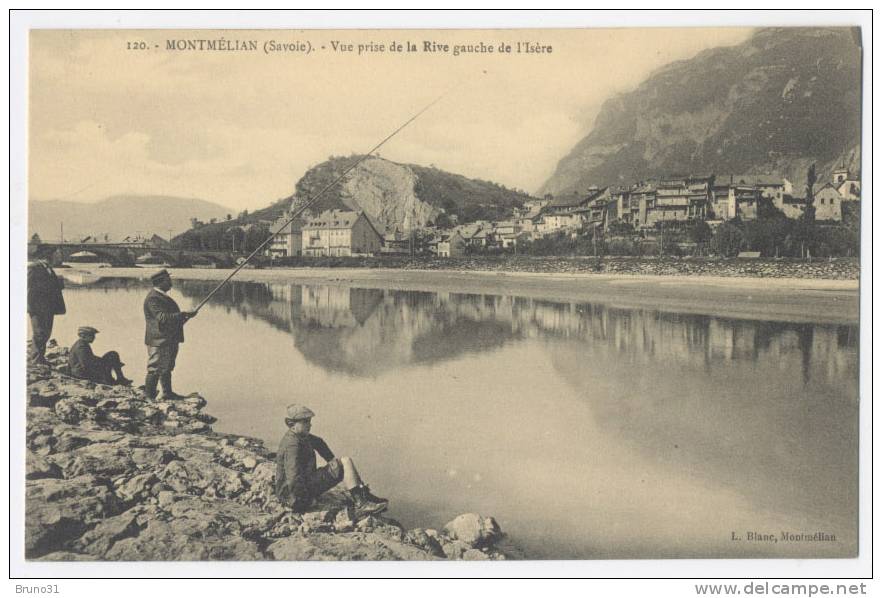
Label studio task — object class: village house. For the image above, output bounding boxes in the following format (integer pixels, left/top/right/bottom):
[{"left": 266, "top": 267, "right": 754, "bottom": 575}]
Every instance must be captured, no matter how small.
[
  {"left": 268, "top": 213, "right": 303, "bottom": 257},
  {"left": 470, "top": 227, "right": 492, "bottom": 248},
  {"left": 493, "top": 220, "right": 521, "bottom": 236},
  {"left": 583, "top": 188, "right": 613, "bottom": 227},
  {"left": 301, "top": 209, "right": 383, "bottom": 257},
  {"left": 833, "top": 166, "right": 861, "bottom": 200},
  {"left": 776, "top": 194, "right": 807, "bottom": 220},
  {"left": 813, "top": 183, "right": 843, "bottom": 222},
  {"left": 437, "top": 231, "right": 467, "bottom": 257},
  {"left": 731, "top": 186, "right": 761, "bottom": 220},
  {"left": 545, "top": 187, "right": 608, "bottom": 215},
  {"left": 491, "top": 221, "right": 524, "bottom": 249},
  {"left": 536, "top": 187, "right": 609, "bottom": 234},
  {"left": 630, "top": 182, "right": 657, "bottom": 228},
  {"left": 538, "top": 212, "right": 582, "bottom": 234},
  {"left": 520, "top": 196, "right": 551, "bottom": 214},
  {"left": 610, "top": 187, "right": 640, "bottom": 227},
  {"left": 642, "top": 176, "right": 712, "bottom": 227},
  {"left": 380, "top": 228, "right": 411, "bottom": 255},
  {"left": 516, "top": 215, "right": 536, "bottom": 233},
  {"left": 726, "top": 175, "right": 789, "bottom": 202}
]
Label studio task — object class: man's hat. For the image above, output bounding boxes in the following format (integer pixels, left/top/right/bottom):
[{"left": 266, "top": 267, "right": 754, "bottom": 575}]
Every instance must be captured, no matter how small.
[
  {"left": 150, "top": 269, "right": 171, "bottom": 285},
  {"left": 286, "top": 404, "right": 315, "bottom": 421},
  {"left": 78, "top": 326, "right": 99, "bottom": 336}
]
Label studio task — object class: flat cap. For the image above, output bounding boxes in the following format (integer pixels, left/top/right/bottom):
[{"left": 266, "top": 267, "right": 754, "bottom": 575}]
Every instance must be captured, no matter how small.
[
  {"left": 286, "top": 404, "right": 315, "bottom": 421},
  {"left": 78, "top": 326, "right": 99, "bottom": 335},
  {"left": 150, "top": 269, "right": 171, "bottom": 284}
]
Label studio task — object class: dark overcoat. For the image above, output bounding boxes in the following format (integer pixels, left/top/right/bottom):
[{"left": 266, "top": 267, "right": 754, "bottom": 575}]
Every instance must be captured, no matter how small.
[
  {"left": 143, "top": 289, "right": 185, "bottom": 346},
  {"left": 27, "top": 262, "right": 66, "bottom": 316}
]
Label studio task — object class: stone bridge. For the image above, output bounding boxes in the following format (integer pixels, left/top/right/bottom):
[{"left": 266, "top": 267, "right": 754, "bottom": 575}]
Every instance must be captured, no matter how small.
[{"left": 28, "top": 242, "right": 236, "bottom": 268}]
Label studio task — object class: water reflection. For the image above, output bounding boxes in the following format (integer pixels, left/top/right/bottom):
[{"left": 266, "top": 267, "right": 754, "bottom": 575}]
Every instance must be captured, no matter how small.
[
  {"left": 174, "top": 279, "right": 858, "bottom": 388},
  {"left": 69, "top": 278, "right": 857, "bottom": 557}
]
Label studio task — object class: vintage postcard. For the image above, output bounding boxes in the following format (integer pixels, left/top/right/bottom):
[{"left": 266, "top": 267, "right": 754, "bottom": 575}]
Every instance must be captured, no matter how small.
[{"left": 11, "top": 12, "right": 870, "bottom": 580}]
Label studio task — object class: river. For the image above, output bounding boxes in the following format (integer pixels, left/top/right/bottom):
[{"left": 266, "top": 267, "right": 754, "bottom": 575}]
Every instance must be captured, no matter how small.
[{"left": 45, "top": 276, "right": 859, "bottom": 559}]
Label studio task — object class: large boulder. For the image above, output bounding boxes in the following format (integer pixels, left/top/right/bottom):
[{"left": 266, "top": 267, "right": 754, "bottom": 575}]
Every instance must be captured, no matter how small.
[
  {"left": 104, "top": 498, "right": 268, "bottom": 560},
  {"left": 443, "top": 513, "right": 502, "bottom": 548},
  {"left": 25, "top": 475, "right": 123, "bottom": 558},
  {"left": 157, "top": 459, "right": 248, "bottom": 499},
  {"left": 72, "top": 510, "right": 142, "bottom": 557}
]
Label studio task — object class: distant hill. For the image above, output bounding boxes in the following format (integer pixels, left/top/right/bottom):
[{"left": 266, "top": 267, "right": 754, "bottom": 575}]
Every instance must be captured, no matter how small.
[
  {"left": 29, "top": 195, "right": 232, "bottom": 243},
  {"left": 174, "top": 156, "right": 535, "bottom": 248},
  {"left": 290, "top": 155, "right": 536, "bottom": 230},
  {"left": 540, "top": 27, "right": 862, "bottom": 196}
]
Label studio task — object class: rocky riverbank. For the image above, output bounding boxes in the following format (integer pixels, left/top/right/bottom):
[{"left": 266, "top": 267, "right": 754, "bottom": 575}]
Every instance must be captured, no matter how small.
[{"left": 25, "top": 344, "right": 509, "bottom": 561}]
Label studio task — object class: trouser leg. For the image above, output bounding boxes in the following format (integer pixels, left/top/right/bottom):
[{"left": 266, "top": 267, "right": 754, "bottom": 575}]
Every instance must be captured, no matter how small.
[
  {"left": 148, "top": 344, "right": 179, "bottom": 398},
  {"left": 160, "top": 371, "right": 173, "bottom": 395},
  {"left": 144, "top": 372, "right": 160, "bottom": 398},
  {"left": 29, "top": 313, "right": 53, "bottom": 363},
  {"left": 145, "top": 345, "right": 171, "bottom": 399}
]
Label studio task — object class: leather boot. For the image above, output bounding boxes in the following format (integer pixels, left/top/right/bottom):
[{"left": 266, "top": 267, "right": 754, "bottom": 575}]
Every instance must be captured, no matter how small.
[
  {"left": 143, "top": 372, "right": 159, "bottom": 400},
  {"left": 348, "top": 484, "right": 388, "bottom": 516},
  {"left": 114, "top": 369, "right": 133, "bottom": 386},
  {"left": 159, "top": 372, "right": 186, "bottom": 400}
]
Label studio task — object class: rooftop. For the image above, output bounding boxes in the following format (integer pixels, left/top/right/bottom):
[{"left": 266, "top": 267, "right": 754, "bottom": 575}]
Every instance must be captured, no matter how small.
[{"left": 303, "top": 209, "right": 361, "bottom": 230}]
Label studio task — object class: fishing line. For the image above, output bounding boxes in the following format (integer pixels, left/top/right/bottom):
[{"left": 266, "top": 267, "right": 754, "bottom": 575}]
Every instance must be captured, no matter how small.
[{"left": 191, "top": 86, "right": 458, "bottom": 313}]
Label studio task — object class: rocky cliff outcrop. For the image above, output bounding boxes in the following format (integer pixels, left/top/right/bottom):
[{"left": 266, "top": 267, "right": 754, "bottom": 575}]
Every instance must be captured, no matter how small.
[
  {"left": 24, "top": 344, "right": 508, "bottom": 561},
  {"left": 340, "top": 158, "right": 440, "bottom": 232},
  {"left": 541, "top": 27, "right": 862, "bottom": 196},
  {"left": 291, "top": 156, "right": 535, "bottom": 233}
]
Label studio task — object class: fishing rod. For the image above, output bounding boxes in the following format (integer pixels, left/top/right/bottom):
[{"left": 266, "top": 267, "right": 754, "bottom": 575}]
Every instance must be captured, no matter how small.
[{"left": 190, "top": 90, "right": 450, "bottom": 314}]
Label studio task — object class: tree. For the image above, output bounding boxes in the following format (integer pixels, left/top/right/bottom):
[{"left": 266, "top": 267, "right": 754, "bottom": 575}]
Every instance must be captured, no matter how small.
[
  {"left": 790, "top": 213, "right": 819, "bottom": 259},
  {"left": 226, "top": 214, "right": 232, "bottom": 221},
  {"left": 710, "top": 221, "right": 744, "bottom": 257},
  {"left": 805, "top": 164, "right": 817, "bottom": 202},
  {"left": 803, "top": 164, "right": 817, "bottom": 225},
  {"left": 244, "top": 224, "right": 271, "bottom": 252},
  {"left": 172, "top": 230, "right": 204, "bottom": 251},
  {"left": 607, "top": 219, "right": 635, "bottom": 237},
  {"left": 30, "top": 233, "right": 42, "bottom": 244},
  {"left": 434, "top": 212, "right": 454, "bottom": 229},
  {"left": 687, "top": 220, "right": 712, "bottom": 244}
]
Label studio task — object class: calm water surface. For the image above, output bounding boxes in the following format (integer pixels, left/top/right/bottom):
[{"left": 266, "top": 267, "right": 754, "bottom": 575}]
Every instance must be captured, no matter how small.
[{"left": 51, "top": 277, "right": 858, "bottom": 559}]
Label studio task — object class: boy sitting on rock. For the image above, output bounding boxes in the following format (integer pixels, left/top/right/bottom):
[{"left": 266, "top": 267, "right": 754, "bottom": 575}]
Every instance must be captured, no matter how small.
[
  {"left": 275, "top": 404, "right": 388, "bottom": 517},
  {"left": 69, "top": 326, "right": 132, "bottom": 386}
]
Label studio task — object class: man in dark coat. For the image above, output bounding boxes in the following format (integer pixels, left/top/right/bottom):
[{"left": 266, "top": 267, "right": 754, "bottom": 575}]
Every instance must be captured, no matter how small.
[
  {"left": 143, "top": 269, "right": 195, "bottom": 400},
  {"left": 27, "top": 259, "right": 66, "bottom": 365},
  {"left": 69, "top": 326, "right": 132, "bottom": 386}
]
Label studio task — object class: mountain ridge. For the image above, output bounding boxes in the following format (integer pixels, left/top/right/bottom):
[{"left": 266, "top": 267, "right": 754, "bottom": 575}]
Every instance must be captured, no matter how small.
[
  {"left": 540, "top": 27, "right": 862, "bottom": 197},
  {"left": 29, "top": 194, "right": 233, "bottom": 242}
]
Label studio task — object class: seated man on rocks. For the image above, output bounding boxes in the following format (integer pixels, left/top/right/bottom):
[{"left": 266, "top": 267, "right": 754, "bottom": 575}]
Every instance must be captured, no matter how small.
[
  {"left": 275, "top": 404, "right": 388, "bottom": 517},
  {"left": 69, "top": 326, "right": 132, "bottom": 386}
]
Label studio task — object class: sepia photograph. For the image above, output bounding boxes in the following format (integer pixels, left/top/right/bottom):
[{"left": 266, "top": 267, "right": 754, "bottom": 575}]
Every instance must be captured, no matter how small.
[{"left": 10, "top": 10, "right": 871, "bottom": 581}]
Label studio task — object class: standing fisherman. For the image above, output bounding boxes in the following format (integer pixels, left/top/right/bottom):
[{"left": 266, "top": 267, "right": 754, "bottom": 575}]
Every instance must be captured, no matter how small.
[
  {"left": 143, "top": 270, "right": 196, "bottom": 400},
  {"left": 27, "top": 259, "right": 65, "bottom": 365}
]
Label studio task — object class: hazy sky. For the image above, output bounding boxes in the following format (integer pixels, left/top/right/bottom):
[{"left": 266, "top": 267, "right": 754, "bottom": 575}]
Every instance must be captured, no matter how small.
[{"left": 30, "top": 27, "right": 753, "bottom": 211}]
